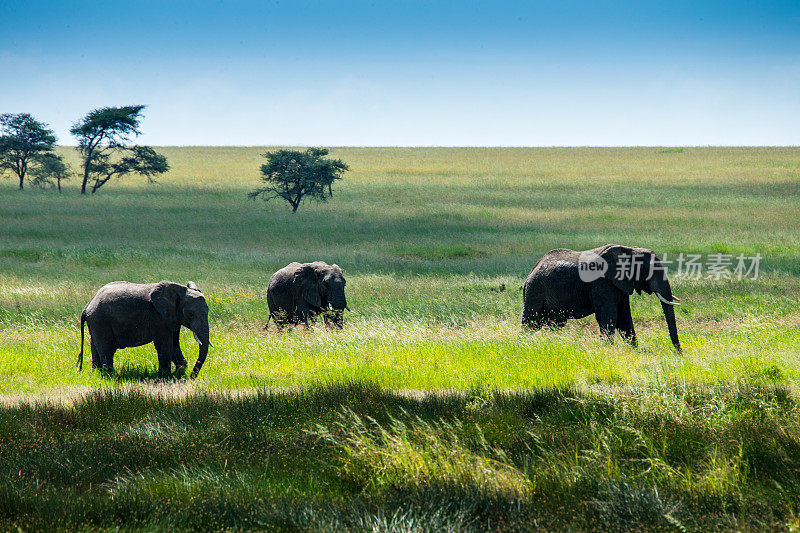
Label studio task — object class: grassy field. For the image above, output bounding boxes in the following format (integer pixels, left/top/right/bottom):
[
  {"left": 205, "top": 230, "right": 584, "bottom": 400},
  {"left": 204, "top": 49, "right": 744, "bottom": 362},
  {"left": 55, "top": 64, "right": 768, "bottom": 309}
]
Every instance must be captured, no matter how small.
[{"left": 1, "top": 147, "right": 800, "bottom": 530}]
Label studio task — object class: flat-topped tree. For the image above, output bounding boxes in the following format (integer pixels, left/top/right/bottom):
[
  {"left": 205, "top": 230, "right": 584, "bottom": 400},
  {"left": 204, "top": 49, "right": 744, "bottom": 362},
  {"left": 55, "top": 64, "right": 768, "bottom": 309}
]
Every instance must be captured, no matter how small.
[
  {"left": 70, "top": 105, "right": 168, "bottom": 194},
  {"left": 0, "top": 113, "right": 57, "bottom": 190},
  {"left": 249, "top": 148, "right": 349, "bottom": 213}
]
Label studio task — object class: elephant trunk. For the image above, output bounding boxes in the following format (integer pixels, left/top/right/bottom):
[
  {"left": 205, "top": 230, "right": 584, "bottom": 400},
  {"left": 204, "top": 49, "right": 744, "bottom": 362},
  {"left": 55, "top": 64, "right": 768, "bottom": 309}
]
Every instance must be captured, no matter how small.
[
  {"left": 189, "top": 323, "right": 211, "bottom": 379},
  {"left": 652, "top": 277, "right": 681, "bottom": 353},
  {"left": 661, "top": 301, "right": 681, "bottom": 353},
  {"left": 77, "top": 310, "right": 86, "bottom": 371}
]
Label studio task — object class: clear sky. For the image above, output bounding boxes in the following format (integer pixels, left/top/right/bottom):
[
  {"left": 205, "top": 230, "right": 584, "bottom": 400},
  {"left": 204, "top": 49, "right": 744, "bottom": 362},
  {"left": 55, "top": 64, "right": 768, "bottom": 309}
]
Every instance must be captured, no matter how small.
[{"left": 1, "top": 1, "right": 798, "bottom": 146}]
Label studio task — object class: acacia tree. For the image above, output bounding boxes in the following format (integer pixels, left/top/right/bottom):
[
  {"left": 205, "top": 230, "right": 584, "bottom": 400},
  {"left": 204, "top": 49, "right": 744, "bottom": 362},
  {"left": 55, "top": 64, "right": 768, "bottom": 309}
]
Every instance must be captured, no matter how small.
[
  {"left": 248, "top": 148, "right": 348, "bottom": 213},
  {"left": 0, "top": 113, "right": 57, "bottom": 190},
  {"left": 29, "top": 152, "right": 70, "bottom": 192},
  {"left": 70, "top": 105, "right": 168, "bottom": 194}
]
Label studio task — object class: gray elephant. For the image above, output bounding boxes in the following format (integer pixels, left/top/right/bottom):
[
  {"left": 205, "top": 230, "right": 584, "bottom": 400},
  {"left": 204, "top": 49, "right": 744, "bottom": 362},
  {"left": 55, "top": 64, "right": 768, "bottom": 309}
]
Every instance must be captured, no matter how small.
[
  {"left": 266, "top": 262, "right": 349, "bottom": 328},
  {"left": 522, "top": 244, "right": 681, "bottom": 351},
  {"left": 78, "top": 281, "right": 212, "bottom": 378}
]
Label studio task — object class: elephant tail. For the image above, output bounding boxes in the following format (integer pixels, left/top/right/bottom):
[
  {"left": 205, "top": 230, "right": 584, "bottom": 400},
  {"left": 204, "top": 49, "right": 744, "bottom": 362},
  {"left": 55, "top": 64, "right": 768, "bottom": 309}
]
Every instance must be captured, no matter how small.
[{"left": 77, "top": 310, "right": 86, "bottom": 371}]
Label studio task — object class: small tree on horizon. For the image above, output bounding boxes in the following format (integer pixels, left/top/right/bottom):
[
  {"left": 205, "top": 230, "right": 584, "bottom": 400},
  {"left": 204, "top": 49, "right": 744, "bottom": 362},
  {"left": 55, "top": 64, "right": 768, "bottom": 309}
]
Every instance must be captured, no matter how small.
[
  {"left": 248, "top": 148, "right": 348, "bottom": 213},
  {"left": 29, "top": 152, "right": 71, "bottom": 192},
  {"left": 70, "top": 105, "right": 168, "bottom": 194},
  {"left": 0, "top": 113, "right": 58, "bottom": 190}
]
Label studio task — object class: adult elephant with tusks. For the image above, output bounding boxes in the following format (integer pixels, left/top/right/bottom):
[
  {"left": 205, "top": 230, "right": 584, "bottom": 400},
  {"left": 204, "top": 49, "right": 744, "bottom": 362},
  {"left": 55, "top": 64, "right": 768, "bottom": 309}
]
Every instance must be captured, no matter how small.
[
  {"left": 522, "top": 244, "right": 682, "bottom": 352},
  {"left": 78, "top": 281, "right": 212, "bottom": 378},
  {"left": 266, "top": 261, "right": 350, "bottom": 328}
]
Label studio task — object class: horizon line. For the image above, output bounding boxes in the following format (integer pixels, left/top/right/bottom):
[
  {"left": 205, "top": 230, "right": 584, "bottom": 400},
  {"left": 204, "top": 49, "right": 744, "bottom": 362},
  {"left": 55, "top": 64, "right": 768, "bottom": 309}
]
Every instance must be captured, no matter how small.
[{"left": 53, "top": 144, "right": 800, "bottom": 149}]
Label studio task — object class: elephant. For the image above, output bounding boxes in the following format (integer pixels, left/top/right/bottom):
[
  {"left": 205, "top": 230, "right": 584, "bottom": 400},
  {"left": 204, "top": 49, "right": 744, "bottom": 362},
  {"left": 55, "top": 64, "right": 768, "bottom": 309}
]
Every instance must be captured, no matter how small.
[
  {"left": 78, "top": 281, "right": 212, "bottom": 378},
  {"left": 522, "top": 244, "right": 682, "bottom": 351},
  {"left": 266, "top": 261, "right": 349, "bottom": 328}
]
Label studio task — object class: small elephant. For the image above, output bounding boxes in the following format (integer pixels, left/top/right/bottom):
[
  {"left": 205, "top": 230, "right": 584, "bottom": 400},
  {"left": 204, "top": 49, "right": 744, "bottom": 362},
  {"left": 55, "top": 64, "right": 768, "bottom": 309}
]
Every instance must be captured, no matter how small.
[
  {"left": 266, "top": 261, "right": 349, "bottom": 328},
  {"left": 522, "top": 244, "right": 681, "bottom": 351},
  {"left": 79, "top": 281, "right": 212, "bottom": 378}
]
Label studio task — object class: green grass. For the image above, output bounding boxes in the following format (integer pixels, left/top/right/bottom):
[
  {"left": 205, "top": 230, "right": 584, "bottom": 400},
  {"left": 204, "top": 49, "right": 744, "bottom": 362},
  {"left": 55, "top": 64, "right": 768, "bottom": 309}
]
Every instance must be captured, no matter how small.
[
  {"left": 1, "top": 146, "right": 800, "bottom": 529},
  {"left": 3, "top": 383, "right": 800, "bottom": 531}
]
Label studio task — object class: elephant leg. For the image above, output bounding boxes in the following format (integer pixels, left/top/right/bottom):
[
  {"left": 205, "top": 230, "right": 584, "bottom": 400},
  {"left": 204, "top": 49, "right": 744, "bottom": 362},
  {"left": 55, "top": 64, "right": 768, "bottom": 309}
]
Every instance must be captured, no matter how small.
[
  {"left": 523, "top": 304, "right": 548, "bottom": 329},
  {"left": 91, "top": 339, "right": 115, "bottom": 374},
  {"left": 523, "top": 315, "right": 543, "bottom": 330},
  {"left": 153, "top": 332, "right": 174, "bottom": 376},
  {"left": 104, "top": 349, "right": 116, "bottom": 374},
  {"left": 89, "top": 323, "right": 114, "bottom": 372},
  {"left": 522, "top": 288, "right": 546, "bottom": 329},
  {"left": 323, "top": 311, "right": 343, "bottom": 328},
  {"left": 270, "top": 309, "right": 288, "bottom": 330},
  {"left": 616, "top": 298, "right": 637, "bottom": 348},
  {"left": 523, "top": 314, "right": 547, "bottom": 330},
  {"left": 297, "top": 307, "right": 313, "bottom": 328},
  {"left": 284, "top": 309, "right": 300, "bottom": 327},
  {"left": 594, "top": 303, "right": 618, "bottom": 344},
  {"left": 90, "top": 339, "right": 102, "bottom": 370},
  {"left": 172, "top": 330, "right": 188, "bottom": 373},
  {"left": 546, "top": 311, "right": 567, "bottom": 329}
]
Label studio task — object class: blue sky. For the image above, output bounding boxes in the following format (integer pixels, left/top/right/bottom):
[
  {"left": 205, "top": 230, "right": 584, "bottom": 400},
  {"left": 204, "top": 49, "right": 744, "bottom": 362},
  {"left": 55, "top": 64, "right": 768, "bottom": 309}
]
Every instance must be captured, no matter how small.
[{"left": 1, "top": 1, "right": 798, "bottom": 145}]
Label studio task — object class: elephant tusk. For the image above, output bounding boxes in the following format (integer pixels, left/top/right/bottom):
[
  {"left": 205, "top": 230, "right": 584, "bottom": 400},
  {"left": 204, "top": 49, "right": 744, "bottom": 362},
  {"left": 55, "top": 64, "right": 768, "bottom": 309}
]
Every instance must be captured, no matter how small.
[
  {"left": 672, "top": 295, "right": 681, "bottom": 302},
  {"left": 191, "top": 332, "right": 213, "bottom": 347},
  {"left": 657, "top": 293, "right": 680, "bottom": 306}
]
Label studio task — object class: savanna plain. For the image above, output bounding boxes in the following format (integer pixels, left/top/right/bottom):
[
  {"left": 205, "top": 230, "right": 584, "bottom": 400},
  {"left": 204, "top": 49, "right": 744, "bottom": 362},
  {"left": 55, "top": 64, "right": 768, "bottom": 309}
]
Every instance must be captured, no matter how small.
[{"left": 1, "top": 147, "right": 800, "bottom": 531}]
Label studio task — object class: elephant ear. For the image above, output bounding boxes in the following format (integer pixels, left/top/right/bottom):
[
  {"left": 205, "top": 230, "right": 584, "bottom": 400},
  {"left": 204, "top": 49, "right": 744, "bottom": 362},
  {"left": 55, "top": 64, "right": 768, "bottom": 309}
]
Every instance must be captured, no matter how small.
[
  {"left": 294, "top": 265, "right": 322, "bottom": 308},
  {"left": 599, "top": 245, "right": 635, "bottom": 295},
  {"left": 149, "top": 281, "right": 182, "bottom": 331}
]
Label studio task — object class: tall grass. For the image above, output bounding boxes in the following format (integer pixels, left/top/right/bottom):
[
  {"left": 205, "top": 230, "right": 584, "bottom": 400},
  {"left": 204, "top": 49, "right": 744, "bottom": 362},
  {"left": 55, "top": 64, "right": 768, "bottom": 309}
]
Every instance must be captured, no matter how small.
[{"left": 2, "top": 383, "right": 799, "bottom": 530}]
